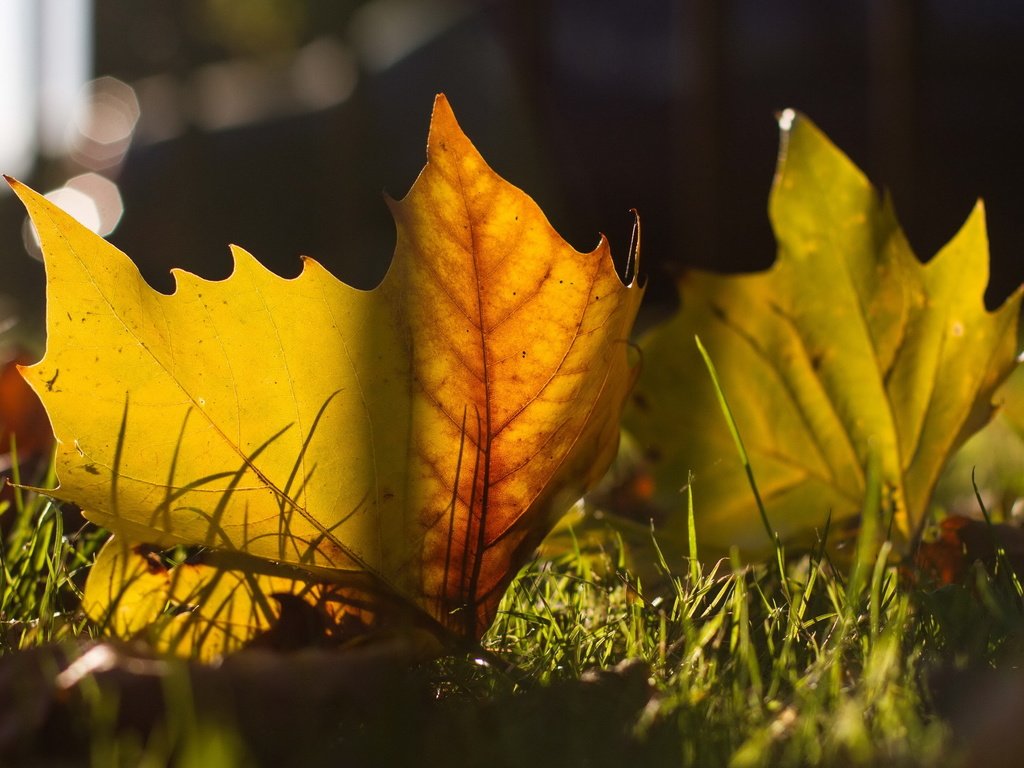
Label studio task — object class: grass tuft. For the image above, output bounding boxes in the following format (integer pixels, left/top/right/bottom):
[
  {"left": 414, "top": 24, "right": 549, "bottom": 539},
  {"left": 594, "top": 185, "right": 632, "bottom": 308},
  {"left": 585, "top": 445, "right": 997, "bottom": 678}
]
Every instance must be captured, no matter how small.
[
  {"left": 1, "top": 451, "right": 1023, "bottom": 766},
  {"left": 1, "top": 455, "right": 105, "bottom": 650}
]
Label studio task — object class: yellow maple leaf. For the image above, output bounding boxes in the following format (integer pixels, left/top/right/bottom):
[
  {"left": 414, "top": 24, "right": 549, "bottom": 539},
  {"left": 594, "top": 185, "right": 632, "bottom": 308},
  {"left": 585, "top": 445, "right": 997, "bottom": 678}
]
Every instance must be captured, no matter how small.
[
  {"left": 625, "top": 110, "right": 1021, "bottom": 558},
  {"left": 12, "top": 94, "right": 644, "bottom": 645},
  {"left": 83, "top": 536, "right": 403, "bottom": 659}
]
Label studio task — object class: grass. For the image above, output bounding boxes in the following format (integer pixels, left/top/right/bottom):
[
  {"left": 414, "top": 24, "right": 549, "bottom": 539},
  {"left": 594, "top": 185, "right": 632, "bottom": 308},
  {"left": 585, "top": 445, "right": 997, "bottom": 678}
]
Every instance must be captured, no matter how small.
[
  {"left": 481, "top": 530, "right": 954, "bottom": 767},
  {"left": 3, "top": 454, "right": 1024, "bottom": 768},
  {"left": 0, "top": 457, "right": 104, "bottom": 651},
  {"left": 1, "top": 378, "right": 1023, "bottom": 768}
]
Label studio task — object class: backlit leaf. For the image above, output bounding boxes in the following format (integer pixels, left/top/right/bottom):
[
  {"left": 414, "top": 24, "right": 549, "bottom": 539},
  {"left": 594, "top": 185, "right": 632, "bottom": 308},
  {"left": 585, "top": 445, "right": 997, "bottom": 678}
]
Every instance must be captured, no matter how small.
[
  {"left": 84, "top": 537, "right": 438, "bottom": 660},
  {"left": 12, "top": 94, "right": 643, "bottom": 647},
  {"left": 83, "top": 538, "right": 168, "bottom": 638},
  {"left": 625, "top": 111, "right": 1021, "bottom": 557}
]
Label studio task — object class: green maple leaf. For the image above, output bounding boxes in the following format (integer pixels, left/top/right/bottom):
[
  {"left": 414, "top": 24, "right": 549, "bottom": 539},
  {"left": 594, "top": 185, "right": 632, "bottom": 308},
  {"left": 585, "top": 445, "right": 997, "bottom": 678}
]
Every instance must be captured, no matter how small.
[{"left": 626, "top": 111, "right": 1021, "bottom": 557}]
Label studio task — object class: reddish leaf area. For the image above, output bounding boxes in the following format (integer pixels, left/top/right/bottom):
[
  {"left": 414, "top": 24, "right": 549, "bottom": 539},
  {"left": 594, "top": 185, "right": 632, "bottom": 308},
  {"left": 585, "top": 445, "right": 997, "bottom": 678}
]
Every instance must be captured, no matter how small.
[
  {"left": 913, "top": 515, "right": 1024, "bottom": 585},
  {"left": 0, "top": 348, "right": 52, "bottom": 472}
]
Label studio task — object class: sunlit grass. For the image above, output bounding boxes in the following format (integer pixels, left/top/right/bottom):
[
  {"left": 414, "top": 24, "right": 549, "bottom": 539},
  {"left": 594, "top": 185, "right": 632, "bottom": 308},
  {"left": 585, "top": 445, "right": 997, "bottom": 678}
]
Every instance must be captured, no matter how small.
[
  {"left": 0, "top": 452, "right": 105, "bottom": 650},
  {"left": 2, "top": 453, "right": 1023, "bottom": 766},
  {"left": 478, "top": 529, "right": 953, "bottom": 766}
]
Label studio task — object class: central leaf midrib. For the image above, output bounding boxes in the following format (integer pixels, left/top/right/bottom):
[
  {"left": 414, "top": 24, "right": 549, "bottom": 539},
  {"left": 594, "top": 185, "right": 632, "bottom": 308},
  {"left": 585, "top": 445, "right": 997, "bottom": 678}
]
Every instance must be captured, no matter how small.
[{"left": 460, "top": 167, "right": 493, "bottom": 636}]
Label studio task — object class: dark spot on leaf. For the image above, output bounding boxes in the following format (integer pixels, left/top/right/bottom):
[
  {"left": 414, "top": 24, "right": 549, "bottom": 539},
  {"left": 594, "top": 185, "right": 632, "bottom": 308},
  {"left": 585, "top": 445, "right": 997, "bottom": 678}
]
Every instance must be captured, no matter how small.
[
  {"left": 45, "top": 369, "right": 59, "bottom": 391},
  {"left": 167, "top": 601, "right": 196, "bottom": 616},
  {"left": 248, "top": 593, "right": 340, "bottom": 651},
  {"left": 646, "top": 446, "right": 663, "bottom": 462},
  {"left": 632, "top": 392, "right": 650, "bottom": 411},
  {"left": 521, "top": 351, "right": 527, "bottom": 358},
  {"left": 132, "top": 544, "right": 168, "bottom": 575},
  {"left": 84, "top": 464, "right": 100, "bottom": 475}
]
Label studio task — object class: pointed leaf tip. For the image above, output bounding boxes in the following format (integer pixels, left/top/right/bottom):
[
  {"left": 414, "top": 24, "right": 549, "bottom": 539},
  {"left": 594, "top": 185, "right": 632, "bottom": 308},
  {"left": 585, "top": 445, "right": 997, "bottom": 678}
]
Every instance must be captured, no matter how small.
[
  {"left": 426, "top": 93, "right": 467, "bottom": 161},
  {"left": 777, "top": 108, "right": 798, "bottom": 132},
  {"left": 430, "top": 92, "right": 455, "bottom": 127},
  {"left": 4, "top": 176, "right": 32, "bottom": 199}
]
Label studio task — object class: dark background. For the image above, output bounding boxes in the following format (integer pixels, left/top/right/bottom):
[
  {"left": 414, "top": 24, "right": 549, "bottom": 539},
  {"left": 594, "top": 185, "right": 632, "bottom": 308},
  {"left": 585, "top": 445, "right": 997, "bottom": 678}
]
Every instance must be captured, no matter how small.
[{"left": 2, "top": 0, "right": 1023, "bottom": 336}]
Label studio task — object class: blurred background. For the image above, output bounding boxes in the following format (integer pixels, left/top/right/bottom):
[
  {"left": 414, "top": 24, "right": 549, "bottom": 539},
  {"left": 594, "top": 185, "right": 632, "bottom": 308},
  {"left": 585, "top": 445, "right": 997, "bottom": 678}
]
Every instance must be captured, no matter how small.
[{"left": 2, "top": 0, "right": 1023, "bottom": 340}]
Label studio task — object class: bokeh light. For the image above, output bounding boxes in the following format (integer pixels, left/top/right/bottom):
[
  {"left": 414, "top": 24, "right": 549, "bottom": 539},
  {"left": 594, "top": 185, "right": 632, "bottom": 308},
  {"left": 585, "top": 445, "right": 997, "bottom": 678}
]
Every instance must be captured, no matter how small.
[
  {"left": 22, "top": 172, "right": 125, "bottom": 259},
  {"left": 69, "top": 76, "right": 140, "bottom": 170}
]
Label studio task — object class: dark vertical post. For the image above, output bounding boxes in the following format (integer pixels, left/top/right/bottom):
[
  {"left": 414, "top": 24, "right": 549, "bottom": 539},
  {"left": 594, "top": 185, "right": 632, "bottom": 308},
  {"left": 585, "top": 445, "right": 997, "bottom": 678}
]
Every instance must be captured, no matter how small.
[
  {"left": 673, "top": 0, "right": 727, "bottom": 270},
  {"left": 867, "top": 0, "right": 920, "bottom": 212}
]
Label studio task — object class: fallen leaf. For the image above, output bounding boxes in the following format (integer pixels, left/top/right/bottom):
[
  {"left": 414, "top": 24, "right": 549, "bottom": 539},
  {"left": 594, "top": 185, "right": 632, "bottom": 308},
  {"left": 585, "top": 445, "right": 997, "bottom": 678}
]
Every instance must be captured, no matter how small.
[
  {"left": 12, "top": 94, "right": 643, "bottom": 647},
  {"left": 82, "top": 538, "right": 168, "bottom": 638},
  {"left": 625, "top": 111, "right": 1021, "bottom": 558},
  {"left": 83, "top": 536, "right": 432, "bottom": 659},
  {"left": 0, "top": 347, "right": 52, "bottom": 472},
  {"left": 912, "top": 515, "right": 1024, "bottom": 586}
]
